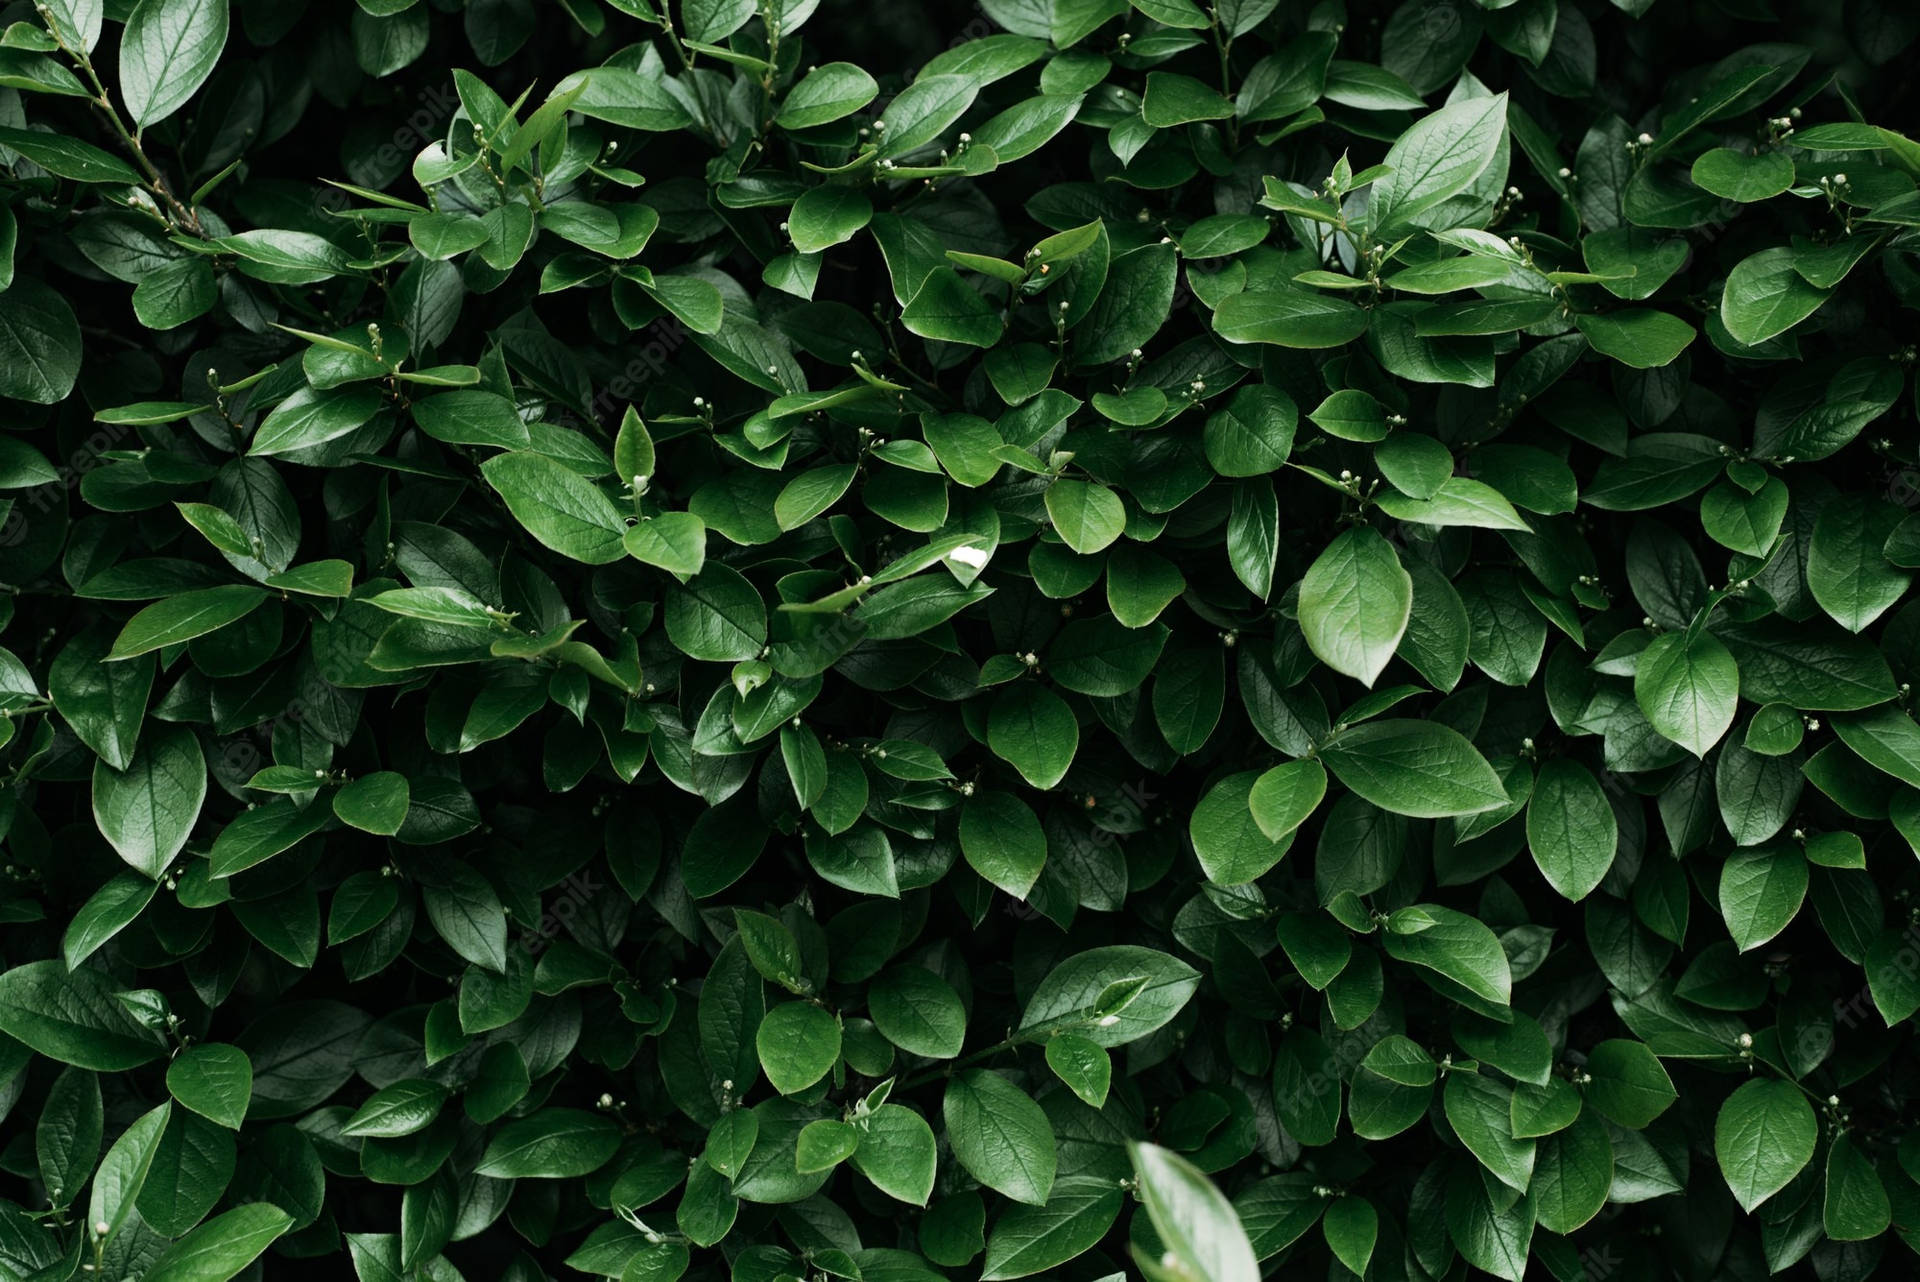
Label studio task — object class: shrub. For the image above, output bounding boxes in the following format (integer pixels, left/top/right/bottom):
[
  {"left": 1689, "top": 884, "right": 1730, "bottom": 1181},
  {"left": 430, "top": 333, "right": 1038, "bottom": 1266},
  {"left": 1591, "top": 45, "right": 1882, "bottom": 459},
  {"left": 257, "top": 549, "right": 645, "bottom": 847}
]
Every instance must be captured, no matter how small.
[{"left": 0, "top": 0, "right": 1916, "bottom": 1279}]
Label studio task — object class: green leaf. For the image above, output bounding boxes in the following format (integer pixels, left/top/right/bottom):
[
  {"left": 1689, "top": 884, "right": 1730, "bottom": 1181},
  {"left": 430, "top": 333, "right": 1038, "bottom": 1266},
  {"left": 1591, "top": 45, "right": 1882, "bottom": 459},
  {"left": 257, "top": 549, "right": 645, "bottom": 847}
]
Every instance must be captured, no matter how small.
[
  {"left": 251, "top": 386, "right": 383, "bottom": 455},
  {"left": 1701, "top": 477, "right": 1789, "bottom": 557},
  {"left": 793, "top": 1117, "right": 857, "bottom": 1174},
  {"left": 1127, "top": 1142, "right": 1259, "bottom": 1282},
  {"left": 849, "top": 1103, "right": 937, "bottom": 1205},
  {"left": 1808, "top": 497, "right": 1912, "bottom": 633},
  {"left": 106, "top": 586, "right": 268, "bottom": 659},
  {"left": 87, "top": 1099, "right": 168, "bottom": 1246},
  {"left": 1581, "top": 1039, "right": 1676, "bottom": 1129},
  {"left": 1369, "top": 93, "right": 1510, "bottom": 235},
  {"left": 476, "top": 1108, "right": 621, "bottom": 1178},
  {"left": 869, "top": 966, "right": 966, "bottom": 1059},
  {"left": 481, "top": 451, "right": 626, "bottom": 564},
  {"left": 120, "top": 0, "right": 229, "bottom": 128},
  {"left": 1298, "top": 527, "right": 1412, "bottom": 687},
  {"left": 1832, "top": 705, "right": 1920, "bottom": 789},
  {"left": 1320, "top": 720, "right": 1509, "bottom": 819},
  {"left": 779, "top": 61, "right": 880, "bottom": 128},
  {"left": 419, "top": 862, "right": 509, "bottom": 973},
  {"left": 1141, "top": 71, "right": 1231, "bottom": 126},
  {"left": 342, "top": 1079, "right": 450, "bottom": 1138},
  {"left": 623, "top": 511, "right": 708, "bottom": 578},
  {"left": 665, "top": 564, "right": 767, "bottom": 662},
  {"left": 36, "top": 1066, "right": 103, "bottom": 1210},
  {"left": 1713, "top": 1079, "right": 1816, "bottom": 1214},
  {"left": 960, "top": 791, "right": 1048, "bottom": 898},
  {"left": 980, "top": 1177, "right": 1124, "bottom": 1280},
  {"left": 1190, "top": 770, "right": 1294, "bottom": 884},
  {"left": 987, "top": 682, "right": 1078, "bottom": 789},
  {"left": 165, "top": 1044, "right": 252, "bottom": 1130},
  {"left": 1213, "top": 288, "right": 1371, "bottom": 349},
  {"left": 1525, "top": 759, "right": 1616, "bottom": 901},
  {"left": 0, "top": 958, "right": 168, "bottom": 1070},
  {"left": 145, "top": 1203, "right": 292, "bottom": 1282},
  {"left": 1718, "top": 845, "right": 1807, "bottom": 952},
  {"left": 1348, "top": 1038, "right": 1433, "bottom": 1140},
  {"left": 333, "top": 772, "right": 410, "bottom": 836},
  {"left": 1042, "top": 1035, "right": 1110, "bottom": 1108},
  {"left": 945, "top": 1069, "right": 1056, "bottom": 1206},
  {"left": 1321, "top": 1196, "right": 1377, "bottom": 1277},
  {"left": 788, "top": 186, "right": 873, "bottom": 254},
  {"left": 1720, "top": 246, "right": 1832, "bottom": 346},
  {"left": 1690, "top": 147, "right": 1795, "bottom": 202},
  {"left": 1573, "top": 309, "right": 1697, "bottom": 368},
  {"left": 1019, "top": 945, "right": 1199, "bottom": 1047},
  {"left": 1443, "top": 1072, "right": 1535, "bottom": 1192},
  {"left": 876, "top": 73, "right": 978, "bottom": 157},
  {"left": 1374, "top": 477, "right": 1533, "bottom": 531},
  {"left": 0, "top": 126, "right": 142, "bottom": 185},
  {"left": 1530, "top": 1112, "right": 1613, "bottom": 1234},
  {"left": 901, "top": 267, "right": 1000, "bottom": 347},
  {"left": 756, "top": 1001, "right": 841, "bottom": 1094},
  {"left": 1634, "top": 630, "right": 1739, "bottom": 758},
  {"left": 1382, "top": 904, "right": 1513, "bottom": 1008},
  {"left": 410, "top": 390, "right": 530, "bottom": 447},
  {"left": 1247, "top": 758, "right": 1327, "bottom": 843},
  {"left": 1203, "top": 384, "right": 1297, "bottom": 477},
  {"left": 682, "top": 0, "right": 754, "bottom": 41},
  {"left": 1824, "top": 1135, "right": 1892, "bottom": 1241},
  {"left": 1044, "top": 480, "right": 1126, "bottom": 554},
  {"left": 91, "top": 721, "right": 204, "bottom": 880}
]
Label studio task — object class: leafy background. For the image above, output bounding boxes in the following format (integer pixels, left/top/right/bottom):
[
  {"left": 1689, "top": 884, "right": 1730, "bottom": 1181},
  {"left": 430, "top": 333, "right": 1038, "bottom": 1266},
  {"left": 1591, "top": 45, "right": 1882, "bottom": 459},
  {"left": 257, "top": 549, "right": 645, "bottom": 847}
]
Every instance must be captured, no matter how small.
[{"left": 0, "top": 0, "right": 1917, "bottom": 1279}]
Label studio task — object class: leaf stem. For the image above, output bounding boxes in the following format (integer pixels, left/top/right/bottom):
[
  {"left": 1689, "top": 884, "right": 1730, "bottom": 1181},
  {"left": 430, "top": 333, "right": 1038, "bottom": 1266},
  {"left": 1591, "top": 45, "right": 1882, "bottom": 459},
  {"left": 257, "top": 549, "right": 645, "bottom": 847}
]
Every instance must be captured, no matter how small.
[{"left": 40, "top": 9, "right": 205, "bottom": 235}]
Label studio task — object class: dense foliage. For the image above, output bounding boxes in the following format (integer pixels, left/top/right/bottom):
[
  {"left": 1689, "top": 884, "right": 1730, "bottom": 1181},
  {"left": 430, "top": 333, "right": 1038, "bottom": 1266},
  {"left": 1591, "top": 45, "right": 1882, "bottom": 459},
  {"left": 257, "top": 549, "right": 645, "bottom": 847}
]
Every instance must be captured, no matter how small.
[{"left": 1, "top": 0, "right": 1918, "bottom": 1278}]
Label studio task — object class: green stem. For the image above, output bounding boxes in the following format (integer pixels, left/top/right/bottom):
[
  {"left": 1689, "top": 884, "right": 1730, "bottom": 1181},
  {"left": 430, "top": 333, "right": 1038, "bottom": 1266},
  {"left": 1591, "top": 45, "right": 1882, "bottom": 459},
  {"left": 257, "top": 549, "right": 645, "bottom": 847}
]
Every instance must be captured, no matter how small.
[{"left": 40, "top": 10, "right": 204, "bottom": 235}]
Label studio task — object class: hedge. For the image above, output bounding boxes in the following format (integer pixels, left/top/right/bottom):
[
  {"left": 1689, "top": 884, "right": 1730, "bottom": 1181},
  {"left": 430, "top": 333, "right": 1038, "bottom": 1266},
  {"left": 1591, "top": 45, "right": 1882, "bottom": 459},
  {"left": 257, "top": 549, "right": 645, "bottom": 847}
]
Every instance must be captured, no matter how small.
[{"left": 0, "top": 0, "right": 1917, "bottom": 1279}]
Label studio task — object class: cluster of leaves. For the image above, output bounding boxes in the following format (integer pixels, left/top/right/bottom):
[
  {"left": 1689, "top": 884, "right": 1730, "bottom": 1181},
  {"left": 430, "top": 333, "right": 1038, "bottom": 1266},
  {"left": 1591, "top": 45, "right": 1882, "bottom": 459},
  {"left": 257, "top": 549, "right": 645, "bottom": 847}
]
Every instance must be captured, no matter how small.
[{"left": 2, "top": 0, "right": 1920, "bottom": 1278}]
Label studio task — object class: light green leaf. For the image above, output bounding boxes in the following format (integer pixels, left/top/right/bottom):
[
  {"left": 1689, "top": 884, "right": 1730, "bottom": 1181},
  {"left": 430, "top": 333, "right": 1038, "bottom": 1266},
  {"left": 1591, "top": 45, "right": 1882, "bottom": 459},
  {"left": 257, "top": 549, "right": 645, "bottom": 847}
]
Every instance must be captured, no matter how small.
[
  {"left": 1299, "top": 527, "right": 1412, "bottom": 687},
  {"left": 945, "top": 1070, "right": 1056, "bottom": 1206},
  {"left": 1713, "top": 1079, "right": 1816, "bottom": 1214}
]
